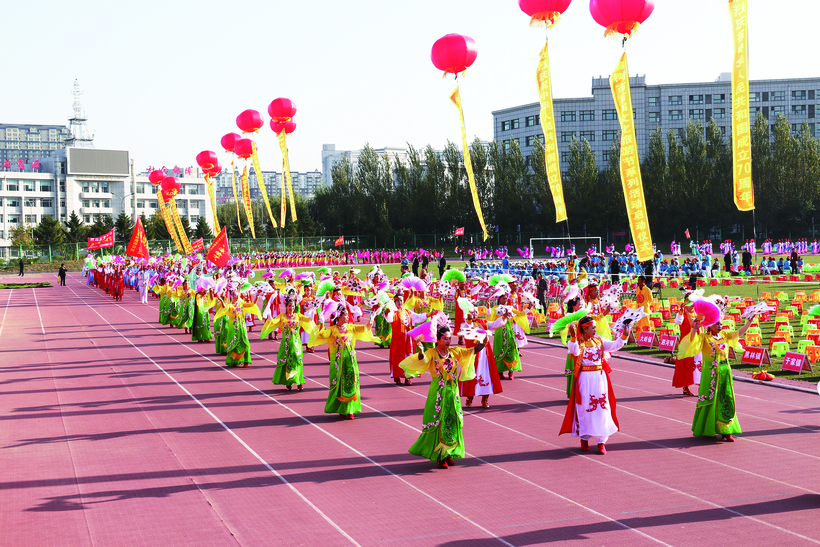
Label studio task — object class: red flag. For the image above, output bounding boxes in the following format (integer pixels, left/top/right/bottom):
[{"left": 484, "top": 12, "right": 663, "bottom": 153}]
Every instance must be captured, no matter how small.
[
  {"left": 125, "top": 217, "right": 149, "bottom": 259},
  {"left": 87, "top": 228, "right": 115, "bottom": 250},
  {"left": 454, "top": 227, "right": 464, "bottom": 236},
  {"left": 206, "top": 227, "right": 231, "bottom": 267},
  {"left": 684, "top": 229, "right": 691, "bottom": 239},
  {"left": 334, "top": 236, "right": 344, "bottom": 247},
  {"left": 191, "top": 238, "right": 204, "bottom": 252}
]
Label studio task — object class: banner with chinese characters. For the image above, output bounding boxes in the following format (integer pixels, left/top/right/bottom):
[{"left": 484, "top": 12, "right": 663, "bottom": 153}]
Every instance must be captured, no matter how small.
[
  {"left": 191, "top": 238, "right": 204, "bottom": 253},
  {"left": 729, "top": 0, "right": 754, "bottom": 211},
  {"left": 157, "top": 190, "right": 183, "bottom": 253},
  {"left": 231, "top": 161, "right": 242, "bottom": 233},
  {"left": 206, "top": 227, "right": 230, "bottom": 267},
  {"left": 87, "top": 228, "right": 115, "bottom": 250},
  {"left": 280, "top": 158, "right": 287, "bottom": 228},
  {"left": 277, "top": 133, "right": 298, "bottom": 222},
  {"left": 536, "top": 42, "right": 567, "bottom": 223},
  {"left": 610, "top": 53, "right": 653, "bottom": 262},
  {"left": 251, "top": 142, "right": 278, "bottom": 228},
  {"left": 449, "top": 86, "right": 488, "bottom": 241},
  {"left": 240, "top": 165, "right": 255, "bottom": 238},
  {"left": 204, "top": 174, "right": 219, "bottom": 233},
  {"left": 125, "top": 217, "right": 149, "bottom": 259},
  {"left": 168, "top": 198, "right": 193, "bottom": 254}
]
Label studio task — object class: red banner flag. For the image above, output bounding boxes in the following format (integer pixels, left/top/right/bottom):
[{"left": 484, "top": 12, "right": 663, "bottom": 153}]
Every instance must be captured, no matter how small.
[
  {"left": 334, "top": 236, "right": 344, "bottom": 247},
  {"left": 454, "top": 227, "right": 464, "bottom": 236},
  {"left": 684, "top": 229, "right": 690, "bottom": 239},
  {"left": 125, "top": 217, "right": 149, "bottom": 259},
  {"left": 206, "top": 227, "right": 230, "bottom": 267},
  {"left": 191, "top": 238, "right": 204, "bottom": 252},
  {"left": 87, "top": 228, "right": 115, "bottom": 250}
]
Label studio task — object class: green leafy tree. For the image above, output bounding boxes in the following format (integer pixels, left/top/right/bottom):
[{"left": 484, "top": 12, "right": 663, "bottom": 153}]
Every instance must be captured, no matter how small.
[
  {"left": 10, "top": 225, "right": 35, "bottom": 247},
  {"left": 194, "top": 216, "right": 214, "bottom": 239},
  {"left": 64, "top": 211, "right": 88, "bottom": 243},
  {"left": 33, "top": 216, "right": 67, "bottom": 245},
  {"left": 87, "top": 214, "right": 114, "bottom": 238},
  {"left": 114, "top": 212, "right": 134, "bottom": 241}
]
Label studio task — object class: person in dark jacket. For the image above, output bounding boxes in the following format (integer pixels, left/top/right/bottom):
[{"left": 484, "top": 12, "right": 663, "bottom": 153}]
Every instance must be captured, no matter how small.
[{"left": 438, "top": 252, "right": 447, "bottom": 278}]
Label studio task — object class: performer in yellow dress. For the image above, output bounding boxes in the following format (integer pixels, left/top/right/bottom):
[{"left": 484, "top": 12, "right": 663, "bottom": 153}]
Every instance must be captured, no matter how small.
[{"left": 262, "top": 296, "right": 316, "bottom": 391}]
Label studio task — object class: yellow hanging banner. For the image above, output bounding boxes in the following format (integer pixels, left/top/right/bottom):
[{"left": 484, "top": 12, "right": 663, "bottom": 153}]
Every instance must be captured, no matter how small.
[
  {"left": 251, "top": 142, "right": 279, "bottom": 228},
  {"left": 536, "top": 41, "right": 567, "bottom": 223},
  {"left": 204, "top": 174, "right": 219, "bottom": 234},
  {"left": 610, "top": 52, "right": 653, "bottom": 262},
  {"left": 231, "top": 160, "right": 242, "bottom": 233},
  {"left": 157, "top": 189, "right": 182, "bottom": 253},
  {"left": 729, "top": 0, "right": 754, "bottom": 211},
  {"left": 169, "top": 198, "right": 193, "bottom": 254},
  {"left": 449, "top": 86, "right": 488, "bottom": 241},
  {"left": 277, "top": 132, "right": 298, "bottom": 222},
  {"left": 280, "top": 158, "right": 287, "bottom": 228},
  {"left": 240, "top": 165, "right": 255, "bottom": 238}
]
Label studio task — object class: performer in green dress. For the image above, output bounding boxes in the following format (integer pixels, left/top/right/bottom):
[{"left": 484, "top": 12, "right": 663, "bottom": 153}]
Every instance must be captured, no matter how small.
[
  {"left": 309, "top": 306, "right": 377, "bottom": 419},
  {"left": 400, "top": 325, "right": 485, "bottom": 469},
  {"left": 683, "top": 314, "right": 755, "bottom": 441},
  {"left": 262, "top": 296, "right": 315, "bottom": 391},
  {"left": 191, "top": 287, "right": 213, "bottom": 342},
  {"left": 488, "top": 292, "right": 529, "bottom": 380}
]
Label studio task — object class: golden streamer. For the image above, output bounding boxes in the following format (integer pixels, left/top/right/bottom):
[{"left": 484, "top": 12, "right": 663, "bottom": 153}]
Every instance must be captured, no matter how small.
[
  {"left": 277, "top": 132, "right": 298, "bottom": 222},
  {"left": 169, "top": 198, "right": 193, "bottom": 254},
  {"left": 251, "top": 142, "right": 279, "bottom": 228},
  {"left": 231, "top": 160, "right": 242, "bottom": 233},
  {"left": 729, "top": 0, "right": 754, "bottom": 211},
  {"left": 536, "top": 41, "right": 567, "bottom": 223},
  {"left": 610, "top": 53, "right": 653, "bottom": 262},
  {"left": 449, "top": 86, "right": 488, "bottom": 241},
  {"left": 240, "top": 165, "right": 255, "bottom": 238},
  {"left": 157, "top": 189, "right": 182, "bottom": 253},
  {"left": 204, "top": 174, "right": 219, "bottom": 234},
  {"left": 280, "top": 158, "right": 286, "bottom": 228}
]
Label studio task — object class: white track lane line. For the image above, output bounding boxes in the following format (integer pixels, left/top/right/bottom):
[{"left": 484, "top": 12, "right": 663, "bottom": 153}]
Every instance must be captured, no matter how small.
[
  {"left": 69, "top": 281, "right": 512, "bottom": 547},
  {"left": 32, "top": 287, "right": 45, "bottom": 336},
  {"left": 0, "top": 289, "right": 12, "bottom": 338}
]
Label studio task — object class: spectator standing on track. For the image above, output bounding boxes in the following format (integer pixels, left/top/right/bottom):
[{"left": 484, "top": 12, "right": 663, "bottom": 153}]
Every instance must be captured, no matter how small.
[
  {"left": 138, "top": 267, "right": 150, "bottom": 304},
  {"left": 57, "top": 263, "right": 67, "bottom": 286},
  {"left": 18, "top": 258, "right": 24, "bottom": 277},
  {"left": 412, "top": 255, "right": 420, "bottom": 277},
  {"left": 438, "top": 251, "right": 446, "bottom": 279}
]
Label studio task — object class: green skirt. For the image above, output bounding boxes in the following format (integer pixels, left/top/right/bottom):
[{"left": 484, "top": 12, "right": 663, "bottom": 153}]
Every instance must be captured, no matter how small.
[
  {"left": 158, "top": 294, "right": 170, "bottom": 324},
  {"left": 564, "top": 354, "right": 574, "bottom": 399},
  {"left": 214, "top": 316, "right": 228, "bottom": 354},
  {"left": 409, "top": 378, "right": 464, "bottom": 462},
  {"left": 374, "top": 314, "right": 392, "bottom": 348},
  {"left": 272, "top": 330, "right": 305, "bottom": 386},
  {"left": 692, "top": 356, "right": 741, "bottom": 437},
  {"left": 191, "top": 302, "right": 212, "bottom": 341},
  {"left": 225, "top": 320, "right": 252, "bottom": 366},
  {"left": 494, "top": 322, "right": 522, "bottom": 373},
  {"left": 325, "top": 348, "right": 361, "bottom": 415}
]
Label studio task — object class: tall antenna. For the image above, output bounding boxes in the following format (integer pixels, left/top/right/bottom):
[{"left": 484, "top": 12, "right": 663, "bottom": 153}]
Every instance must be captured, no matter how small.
[{"left": 65, "top": 79, "right": 94, "bottom": 147}]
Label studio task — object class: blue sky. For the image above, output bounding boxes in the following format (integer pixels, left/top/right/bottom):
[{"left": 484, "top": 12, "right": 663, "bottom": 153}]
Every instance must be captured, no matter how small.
[{"left": 2, "top": 0, "right": 814, "bottom": 173}]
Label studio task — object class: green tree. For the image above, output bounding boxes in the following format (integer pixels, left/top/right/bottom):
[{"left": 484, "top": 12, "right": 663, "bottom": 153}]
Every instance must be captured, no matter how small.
[
  {"left": 64, "top": 211, "right": 88, "bottom": 242},
  {"left": 114, "top": 212, "right": 134, "bottom": 241},
  {"left": 33, "top": 216, "right": 67, "bottom": 245},
  {"left": 564, "top": 136, "right": 600, "bottom": 234},
  {"left": 88, "top": 214, "right": 114, "bottom": 238},
  {"left": 10, "top": 225, "right": 35, "bottom": 247},
  {"left": 195, "top": 216, "right": 214, "bottom": 239}
]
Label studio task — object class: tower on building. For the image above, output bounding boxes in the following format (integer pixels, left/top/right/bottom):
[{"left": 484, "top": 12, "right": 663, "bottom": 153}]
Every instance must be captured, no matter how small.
[{"left": 65, "top": 79, "right": 94, "bottom": 147}]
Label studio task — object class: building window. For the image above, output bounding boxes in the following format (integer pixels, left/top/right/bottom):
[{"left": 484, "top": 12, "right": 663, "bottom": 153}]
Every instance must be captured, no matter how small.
[
  {"left": 137, "top": 200, "right": 145, "bottom": 208},
  {"left": 24, "top": 198, "right": 36, "bottom": 207},
  {"left": 501, "top": 121, "right": 511, "bottom": 131},
  {"left": 714, "top": 108, "right": 726, "bottom": 119},
  {"left": 25, "top": 214, "right": 37, "bottom": 224},
  {"left": 580, "top": 130, "right": 595, "bottom": 142},
  {"left": 23, "top": 182, "right": 35, "bottom": 191},
  {"left": 8, "top": 199, "right": 19, "bottom": 207},
  {"left": 103, "top": 200, "right": 110, "bottom": 208},
  {"left": 41, "top": 183, "right": 51, "bottom": 192},
  {"left": 792, "top": 90, "right": 807, "bottom": 101},
  {"left": 101, "top": 182, "right": 109, "bottom": 193},
  {"left": 579, "top": 110, "right": 594, "bottom": 121},
  {"left": 525, "top": 135, "right": 542, "bottom": 147},
  {"left": 602, "top": 109, "right": 617, "bottom": 121},
  {"left": 8, "top": 214, "right": 20, "bottom": 224},
  {"left": 149, "top": 201, "right": 158, "bottom": 209},
  {"left": 602, "top": 129, "right": 618, "bottom": 141},
  {"left": 561, "top": 111, "right": 576, "bottom": 122},
  {"left": 648, "top": 112, "right": 660, "bottom": 123},
  {"left": 648, "top": 97, "right": 660, "bottom": 107},
  {"left": 690, "top": 109, "right": 704, "bottom": 120},
  {"left": 60, "top": 199, "right": 65, "bottom": 208},
  {"left": 137, "top": 183, "right": 146, "bottom": 194},
  {"left": 689, "top": 94, "right": 704, "bottom": 105},
  {"left": 561, "top": 131, "right": 575, "bottom": 142},
  {"left": 714, "top": 94, "right": 726, "bottom": 104},
  {"left": 190, "top": 215, "right": 199, "bottom": 223},
  {"left": 772, "top": 105, "right": 786, "bottom": 116},
  {"left": 792, "top": 104, "right": 807, "bottom": 115},
  {"left": 750, "top": 92, "right": 761, "bottom": 102},
  {"left": 525, "top": 115, "right": 540, "bottom": 127},
  {"left": 511, "top": 119, "right": 520, "bottom": 129},
  {"left": 41, "top": 199, "right": 53, "bottom": 208},
  {"left": 84, "top": 215, "right": 91, "bottom": 223},
  {"left": 6, "top": 182, "right": 18, "bottom": 191},
  {"left": 511, "top": 137, "right": 519, "bottom": 147},
  {"left": 669, "top": 110, "right": 683, "bottom": 120},
  {"left": 602, "top": 151, "right": 611, "bottom": 162},
  {"left": 669, "top": 95, "right": 682, "bottom": 105},
  {"left": 82, "top": 199, "right": 90, "bottom": 208},
  {"left": 771, "top": 91, "right": 785, "bottom": 101},
  {"left": 503, "top": 139, "right": 510, "bottom": 150},
  {"left": 561, "top": 152, "right": 570, "bottom": 163}
]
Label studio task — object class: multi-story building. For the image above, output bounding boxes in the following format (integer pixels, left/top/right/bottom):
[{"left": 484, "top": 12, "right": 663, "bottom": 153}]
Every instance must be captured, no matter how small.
[
  {"left": 213, "top": 167, "right": 322, "bottom": 201},
  {"left": 492, "top": 73, "right": 820, "bottom": 172},
  {"left": 0, "top": 147, "right": 214, "bottom": 250},
  {"left": 0, "top": 123, "right": 71, "bottom": 165},
  {"left": 321, "top": 144, "right": 413, "bottom": 187}
]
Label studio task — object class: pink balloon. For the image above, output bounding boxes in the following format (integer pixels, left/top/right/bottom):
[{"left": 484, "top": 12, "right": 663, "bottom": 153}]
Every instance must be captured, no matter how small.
[
  {"left": 590, "top": 0, "right": 654, "bottom": 36},
  {"left": 220, "top": 133, "right": 241, "bottom": 153},
  {"left": 431, "top": 34, "right": 477, "bottom": 75},
  {"left": 236, "top": 109, "right": 263, "bottom": 133},
  {"left": 234, "top": 138, "right": 254, "bottom": 160},
  {"left": 518, "top": 0, "right": 572, "bottom": 21}
]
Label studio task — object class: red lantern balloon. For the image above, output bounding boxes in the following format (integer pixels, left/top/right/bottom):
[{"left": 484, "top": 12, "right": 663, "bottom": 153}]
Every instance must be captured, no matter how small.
[
  {"left": 431, "top": 34, "right": 478, "bottom": 76},
  {"left": 236, "top": 109, "right": 264, "bottom": 133},
  {"left": 148, "top": 170, "right": 164, "bottom": 184},
  {"left": 268, "top": 98, "right": 297, "bottom": 122},
  {"left": 519, "top": 0, "right": 572, "bottom": 26},
  {"left": 206, "top": 164, "right": 222, "bottom": 177},
  {"left": 270, "top": 120, "right": 297, "bottom": 135},
  {"left": 196, "top": 150, "right": 218, "bottom": 170},
  {"left": 160, "top": 176, "right": 181, "bottom": 201},
  {"left": 234, "top": 138, "right": 254, "bottom": 160},
  {"left": 220, "top": 133, "right": 242, "bottom": 153},
  {"left": 590, "top": 0, "right": 654, "bottom": 38}
]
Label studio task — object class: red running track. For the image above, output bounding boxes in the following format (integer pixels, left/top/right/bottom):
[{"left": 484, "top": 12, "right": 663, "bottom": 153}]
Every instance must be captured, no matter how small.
[{"left": 1, "top": 272, "right": 819, "bottom": 547}]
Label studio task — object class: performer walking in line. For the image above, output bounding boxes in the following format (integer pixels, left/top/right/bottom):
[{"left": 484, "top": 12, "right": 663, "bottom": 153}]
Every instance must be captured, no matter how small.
[{"left": 263, "top": 296, "right": 315, "bottom": 391}]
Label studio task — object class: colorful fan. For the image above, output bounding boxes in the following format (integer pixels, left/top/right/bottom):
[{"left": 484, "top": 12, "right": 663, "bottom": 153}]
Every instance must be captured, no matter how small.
[
  {"left": 549, "top": 310, "right": 589, "bottom": 337},
  {"left": 407, "top": 320, "right": 436, "bottom": 343},
  {"left": 442, "top": 270, "right": 466, "bottom": 283},
  {"left": 808, "top": 305, "right": 820, "bottom": 317},
  {"left": 457, "top": 297, "right": 475, "bottom": 313},
  {"left": 401, "top": 276, "right": 427, "bottom": 292},
  {"left": 279, "top": 268, "right": 295, "bottom": 278},
  {"left": 316, "top": 279, "right": 336, "bottom": 298},
  {"left": 693, "top": 298, "right": 721, "bottom": 327}
]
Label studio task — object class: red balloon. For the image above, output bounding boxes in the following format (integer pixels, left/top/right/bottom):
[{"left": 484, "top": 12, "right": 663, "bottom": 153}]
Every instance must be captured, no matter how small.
[
  {"left": 270, "top": 120, "right": 297, "bottom": 135},
  {"left": 148, "top": 170, "right": 164, "bottom": 185},
  {"left": 160, "top": 176, "right": 181, "bottom": 201},
  {"left": 206, "top": 164, "right": 222, "bottom": 177},
  {"left": 236, "top": 109, "right": 264, "bottom": 133},
  {"left": 431, "top": 34, "right": 477, "bottom": 76},
  {"left": 220, "top": 133, "right": 242, "bottom": 153},
  {"left": 590, "top": 0, "right": 654, "bottom": 37},
  {"left": 268, "top": 98, "right": 297, "bottom": 122},
  {"left": 518, "top": 0, "right": 572, "bottom": 25},
  {"left": 234, "top": 138, "right": 254, "bottom": 160},
  {"left": 196, "top": 150, "right": 218, "bottom": 169}
]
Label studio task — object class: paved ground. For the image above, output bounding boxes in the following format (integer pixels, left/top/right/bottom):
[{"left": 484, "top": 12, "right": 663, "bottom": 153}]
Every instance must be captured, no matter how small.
[{"left": 1, "top": 273, "right": 819, "bottom": 547}]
